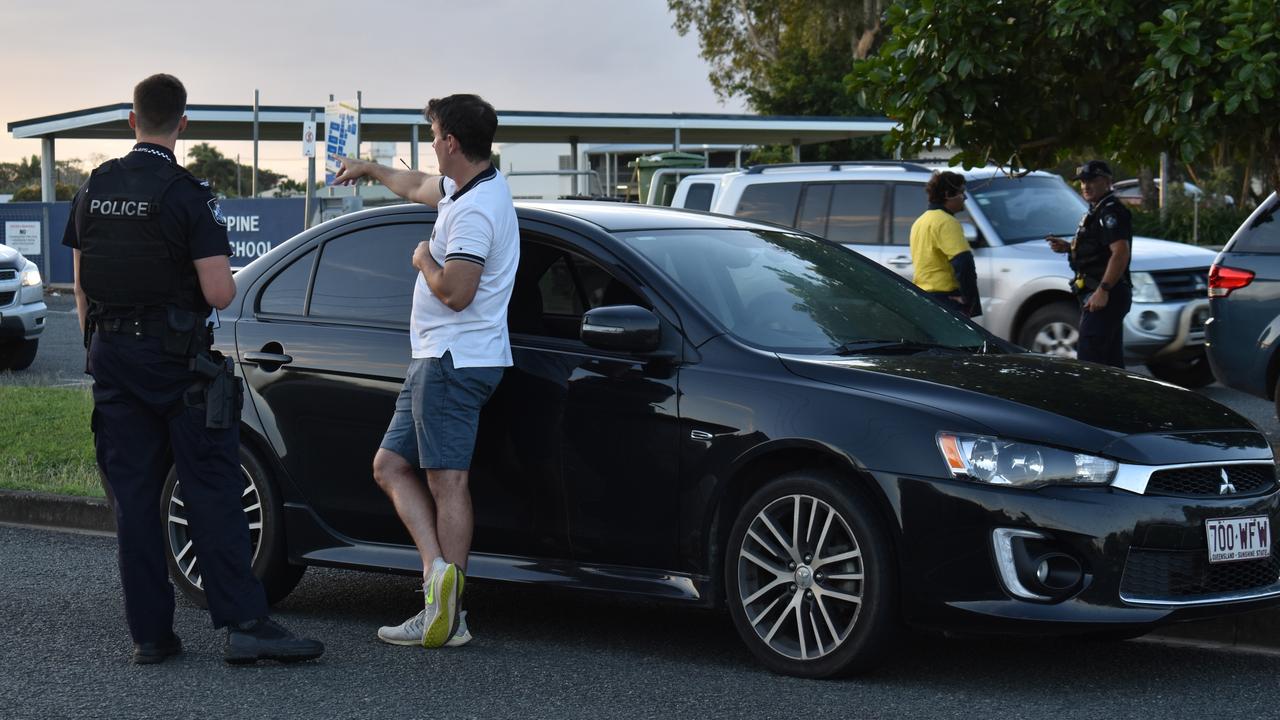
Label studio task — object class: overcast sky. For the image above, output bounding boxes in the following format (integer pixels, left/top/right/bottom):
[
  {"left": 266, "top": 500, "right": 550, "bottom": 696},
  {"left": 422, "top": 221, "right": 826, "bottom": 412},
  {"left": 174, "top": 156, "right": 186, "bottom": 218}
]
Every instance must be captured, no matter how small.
[{"left": 0, "top": 0, "right": 746, "bottom": 179}]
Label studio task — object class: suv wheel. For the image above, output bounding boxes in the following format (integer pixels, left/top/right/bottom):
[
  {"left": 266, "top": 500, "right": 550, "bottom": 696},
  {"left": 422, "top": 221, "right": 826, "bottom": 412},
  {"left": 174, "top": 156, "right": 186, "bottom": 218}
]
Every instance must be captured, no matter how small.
[
  {"left": 1017, "top": 302, "right": 1079, "bottom": 357},
  {"left": 1147, "top": 353, "right": 1216, "bottom": 388},
  {"left": 725, "top": 470, "right": 897, "bottom": 677},
  {"left": 0, "top": 338, "right": 38, "bottom": 371},
  {"left": 161, "top": 443, "right": 305, "bottom": 607}
]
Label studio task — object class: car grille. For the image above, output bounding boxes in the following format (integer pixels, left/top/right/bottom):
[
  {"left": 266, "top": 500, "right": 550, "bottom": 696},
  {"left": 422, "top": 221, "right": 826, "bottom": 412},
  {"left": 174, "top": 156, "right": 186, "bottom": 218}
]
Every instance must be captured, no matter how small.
[
  {"left": 0, "top": 269, "right": 15, "bottom": 282},
  {"left": 1146, "top": 464, "right": 1277, "bottom": 497},
  {"left": 0, "top": 291, "right": 14, "bottom": 307},
  {"left": 1151, "top": 268, "right": 1209, "bottom": 301},
  {"left": 1121, "top": 548, "right": 1280, "bottom": 600}
]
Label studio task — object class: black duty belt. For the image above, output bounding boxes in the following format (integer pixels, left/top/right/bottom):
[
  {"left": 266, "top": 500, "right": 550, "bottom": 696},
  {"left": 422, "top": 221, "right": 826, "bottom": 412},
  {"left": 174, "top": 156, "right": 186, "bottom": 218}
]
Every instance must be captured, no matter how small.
[{"left": 98, "top": 316, "right": 167, "bottom": 339}]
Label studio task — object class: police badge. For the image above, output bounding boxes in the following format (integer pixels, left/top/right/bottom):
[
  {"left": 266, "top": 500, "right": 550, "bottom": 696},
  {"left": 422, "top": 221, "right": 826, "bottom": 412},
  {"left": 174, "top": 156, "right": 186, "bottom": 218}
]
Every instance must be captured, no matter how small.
[
  {"left": 1103, "top": 214, "right": 1118, "bottom": 229},
  {"left": 208, "top": 197, "right": 228, "bottom": 227}
]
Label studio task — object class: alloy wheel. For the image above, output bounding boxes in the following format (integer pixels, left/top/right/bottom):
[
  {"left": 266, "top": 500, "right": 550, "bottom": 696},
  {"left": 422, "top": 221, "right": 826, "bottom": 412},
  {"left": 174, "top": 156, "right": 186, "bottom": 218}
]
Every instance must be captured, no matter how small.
[
  {"left": 1031, "top": 322, "right": 1078, "bottom": 357},
  {"left": 166, "top": 464, "right": 263, "bottom": 591},
  {"left": 735, "top": 493, "right": 865, "bottom": 661}
]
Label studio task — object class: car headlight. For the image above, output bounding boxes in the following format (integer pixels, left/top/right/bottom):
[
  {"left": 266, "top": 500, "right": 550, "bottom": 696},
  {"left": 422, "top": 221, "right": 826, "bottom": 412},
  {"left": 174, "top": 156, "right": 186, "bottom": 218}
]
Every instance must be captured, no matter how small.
[
  {"left": 20, "top": 263, "right": 41, "bottom": 288},
  {"left": 1130, "top": 271, "right": 1162, "bottom": 303},
  {"left": 936, "top": 432, "right": 1117, "bottom": 488}
]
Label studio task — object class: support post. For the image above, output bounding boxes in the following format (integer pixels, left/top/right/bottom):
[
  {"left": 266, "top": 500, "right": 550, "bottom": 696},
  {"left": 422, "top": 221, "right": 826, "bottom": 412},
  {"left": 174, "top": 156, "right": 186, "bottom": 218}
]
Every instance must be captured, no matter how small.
[
  {"left": 252, "top": 89, "right": 260, "bottom": 197},
  {"left": 1159, "top": 152, "right": 1170, "bottom": 221},
  {"left": 305, "top": 109, "right": 316, "bottom": 229},
  {"left": 792, "top": 139, "right": 802, "bottom": 162},
  {"left": 40, "top": 137, "right": 55, "bottom": 202},
  {"left": 570, "top": 136, "right": 580, "bottom": 195},
  {"left": 410, "top": 124, "right": 419, "bottom": 170}
]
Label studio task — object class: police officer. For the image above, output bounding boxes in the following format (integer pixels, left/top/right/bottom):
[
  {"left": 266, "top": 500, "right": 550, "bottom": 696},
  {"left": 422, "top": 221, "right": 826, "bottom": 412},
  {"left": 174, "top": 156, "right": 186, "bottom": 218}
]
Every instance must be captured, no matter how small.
[
  {"left": 1047, "top": 160, "right": 1132, "bottom": 368},
  {"left": 62, "top": 74, "right": 323, "bottom": 665}
]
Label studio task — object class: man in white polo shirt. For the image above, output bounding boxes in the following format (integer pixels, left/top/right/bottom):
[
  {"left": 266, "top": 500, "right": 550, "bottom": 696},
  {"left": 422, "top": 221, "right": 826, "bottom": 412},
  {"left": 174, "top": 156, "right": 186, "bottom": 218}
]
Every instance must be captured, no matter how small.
[{"left": 333, "top": 94, "right": 518, "bottom": 650}]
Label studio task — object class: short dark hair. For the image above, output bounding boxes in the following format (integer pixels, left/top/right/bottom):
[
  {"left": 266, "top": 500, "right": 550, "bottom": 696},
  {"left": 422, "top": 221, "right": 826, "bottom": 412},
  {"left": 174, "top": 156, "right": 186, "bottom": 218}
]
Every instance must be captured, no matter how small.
[
  {"left": 133, "top": 74, "right": 187, "bottom": 135},
  {"left": 925, "top": 171, "right": 966, "bottom": 204},
  {"left": 425, "top": 94, "right": 498, "bottom": 163}
]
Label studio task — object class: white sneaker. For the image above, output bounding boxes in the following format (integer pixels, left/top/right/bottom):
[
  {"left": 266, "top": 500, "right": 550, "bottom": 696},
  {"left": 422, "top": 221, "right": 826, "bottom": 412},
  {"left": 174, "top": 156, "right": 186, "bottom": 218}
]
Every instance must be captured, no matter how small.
[{"left": 377, "top": 609, "right": 471, "bottom": 647}]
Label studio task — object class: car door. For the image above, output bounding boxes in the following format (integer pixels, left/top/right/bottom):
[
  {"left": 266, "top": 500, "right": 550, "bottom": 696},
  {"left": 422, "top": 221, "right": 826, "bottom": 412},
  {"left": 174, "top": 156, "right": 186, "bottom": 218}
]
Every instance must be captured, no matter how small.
[
  {"left": 490, "top": 229, "right": 681, "bottom": 569},
  {"left": 237, "top": 218, "right": 560, "bottom": 558}
]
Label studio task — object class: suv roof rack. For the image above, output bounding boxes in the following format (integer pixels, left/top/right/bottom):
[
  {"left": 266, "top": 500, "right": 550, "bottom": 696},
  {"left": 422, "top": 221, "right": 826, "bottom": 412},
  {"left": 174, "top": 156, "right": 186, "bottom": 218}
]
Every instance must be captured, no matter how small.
[{"left": 743, "top": 160, "right": 936, "bottom": 174}]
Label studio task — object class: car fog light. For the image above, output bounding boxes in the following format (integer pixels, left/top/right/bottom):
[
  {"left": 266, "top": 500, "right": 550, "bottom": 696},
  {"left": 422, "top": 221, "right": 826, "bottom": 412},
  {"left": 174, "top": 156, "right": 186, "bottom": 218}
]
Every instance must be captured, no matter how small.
[
  {"left": 1034, "top": 553, "right": 1083, "bottom": 592},
  {"left": 993, "top": 528, "right": 1051, "bottom": 601},
  {"left": 1138, "top": 311, "right": 1159, "bottom": 331}
]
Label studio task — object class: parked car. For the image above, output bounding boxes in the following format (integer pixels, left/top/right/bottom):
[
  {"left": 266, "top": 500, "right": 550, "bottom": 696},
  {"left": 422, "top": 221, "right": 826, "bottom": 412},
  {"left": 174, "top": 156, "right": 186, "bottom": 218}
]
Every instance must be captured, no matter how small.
[
  {"left": 671, "top": 162, "right": 1217, "bottom": 387},
  {"left": 164, "top": 201, "right": 1279, "bottom": 677},
  {"left": 0, "top": 244, "right": 46, "bottom": 371},
  {"left": 1206, "top": 191, "right": 1280, "bottom": 413},
  {"left": 1113, "top": 178, "right": 1234, "bottom": 208}
]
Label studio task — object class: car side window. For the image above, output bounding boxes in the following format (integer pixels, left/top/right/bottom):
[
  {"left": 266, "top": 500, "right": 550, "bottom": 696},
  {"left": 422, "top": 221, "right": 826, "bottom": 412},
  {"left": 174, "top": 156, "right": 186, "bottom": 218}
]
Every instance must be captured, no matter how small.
[
  {"left": 737, "top": 182, "right": 801, "bottom": 226},
  {"left": 825, "top": 183, "right": 886, "bottom": 245},
  {"left": 891, "top": 184, "right": 928, "bottom": 246},
  {"left": 512, "top": 239, "right": 644, "bottom": 341},
  {"left": 684, "top": 183, "right": 716, "bottom": 211},
  {"left": 308, "top": 223, "right": 426, "bottom": 324},
  {"left": 257, "top": 248, "right": 316, "bottom": 316},
  {"left": 797, "top": 184, "right": 833, "bottom": 236},
  {"left": 1231, "top": 197, "right": 1280, "bottom": 253}
]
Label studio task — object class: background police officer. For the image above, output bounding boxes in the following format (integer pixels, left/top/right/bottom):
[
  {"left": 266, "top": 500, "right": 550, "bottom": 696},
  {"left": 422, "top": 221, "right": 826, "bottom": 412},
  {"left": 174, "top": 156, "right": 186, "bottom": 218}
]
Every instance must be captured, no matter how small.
[
  {"left": 1047, "top": 160, "right": 1132, "bottom": 368},
  {"left": 62, "top": 74, "right": 323, "bottom": 665}
]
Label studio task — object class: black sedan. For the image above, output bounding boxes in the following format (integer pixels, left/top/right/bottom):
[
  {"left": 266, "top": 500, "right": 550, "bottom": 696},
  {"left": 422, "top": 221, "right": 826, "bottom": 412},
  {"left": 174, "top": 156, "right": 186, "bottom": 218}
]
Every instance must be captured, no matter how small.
[{"left": 162, "top": 201, "right": 1280, "bottom": 677}]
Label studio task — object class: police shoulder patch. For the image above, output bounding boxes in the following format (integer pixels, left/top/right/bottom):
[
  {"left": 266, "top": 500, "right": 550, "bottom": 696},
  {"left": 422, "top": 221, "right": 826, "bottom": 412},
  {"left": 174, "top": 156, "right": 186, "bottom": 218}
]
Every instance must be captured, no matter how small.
[
  {"left": 1103, "top": 214, "right": 1118, "bottom": 229},
  {"left": 208, "top": 197, "right": 228, "bottom": 227}
]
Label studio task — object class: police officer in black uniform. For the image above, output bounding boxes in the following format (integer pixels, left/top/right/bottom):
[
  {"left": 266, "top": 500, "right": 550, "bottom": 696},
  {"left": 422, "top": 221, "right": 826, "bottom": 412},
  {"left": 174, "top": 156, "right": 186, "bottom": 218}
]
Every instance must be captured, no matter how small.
[
  {"left": 62, "top": 74, "right": 323, "bottom": 665},
  {"left": 1047, "top": 160, "right": 1133, "bottom": 368}
]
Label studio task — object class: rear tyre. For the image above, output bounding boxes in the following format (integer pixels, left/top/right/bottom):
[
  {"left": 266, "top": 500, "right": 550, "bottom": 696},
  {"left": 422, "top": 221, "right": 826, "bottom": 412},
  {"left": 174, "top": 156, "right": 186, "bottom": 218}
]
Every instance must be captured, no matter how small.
[
  {"left": 725, "top": 470, "right": 897, "bottom": 677},
  {"left": 1016, "top": 302, "right": 1079, "bottom": 357},
  {"left": 0, "top": 338, "right": 38, "bottom": 371},
  {"left": 1147, "top": 352, "right": 1216, "bottom": 388},
  {"left": 161, "top": 443, "right": 304, "bottom": 608}
]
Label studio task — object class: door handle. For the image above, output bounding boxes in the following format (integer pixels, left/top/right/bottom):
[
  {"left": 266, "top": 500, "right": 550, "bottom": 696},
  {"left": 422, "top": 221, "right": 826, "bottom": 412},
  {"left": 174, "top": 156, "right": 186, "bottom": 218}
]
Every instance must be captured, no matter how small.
[
  {"left": 242, "top": 351, "right": 294, "bottom": 369},
  {"left": 887, "top": 255, "right": 912, "bottom": 267}
]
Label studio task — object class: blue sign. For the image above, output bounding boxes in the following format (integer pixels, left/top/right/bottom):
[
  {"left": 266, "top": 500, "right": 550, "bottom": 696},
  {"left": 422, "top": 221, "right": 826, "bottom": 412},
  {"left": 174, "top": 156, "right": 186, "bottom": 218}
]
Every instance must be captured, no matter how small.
[{"left": 219, "top": 198, "right": 306, "bottom": 267}]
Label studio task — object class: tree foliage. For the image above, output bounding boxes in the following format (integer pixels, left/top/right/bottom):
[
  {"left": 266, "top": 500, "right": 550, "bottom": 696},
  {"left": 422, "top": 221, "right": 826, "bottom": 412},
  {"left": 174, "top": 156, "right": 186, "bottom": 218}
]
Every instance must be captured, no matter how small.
[
  {"left": 185, "top": 143, "right": 284, "bottom": 197},
  {"left": 849, "top": 0, "right": 1280, "bottom": 195}
]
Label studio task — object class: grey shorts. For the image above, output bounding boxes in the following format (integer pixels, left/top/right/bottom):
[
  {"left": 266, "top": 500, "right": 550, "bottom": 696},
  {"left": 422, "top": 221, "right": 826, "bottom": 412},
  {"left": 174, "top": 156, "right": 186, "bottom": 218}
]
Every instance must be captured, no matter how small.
[{"left": 380, "top": 352, "right": 504, "bottom": 470}]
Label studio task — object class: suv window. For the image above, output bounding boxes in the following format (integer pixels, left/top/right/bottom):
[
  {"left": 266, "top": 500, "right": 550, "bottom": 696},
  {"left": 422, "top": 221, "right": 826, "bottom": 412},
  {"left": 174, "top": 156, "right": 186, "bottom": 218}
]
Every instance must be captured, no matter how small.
[
  {"left": 684, "top": 183, "right": 716, "bottom": 211},
  {"left": 258, "top": 248, "right": 315, "bottom": 316},
  {"left": 891, "top": 184, "right": 927, "bottom": 245},
  {"left": 825, "top": 183, "right": 885, "bottom": 245},
  {"left": 309, "top": 223, "right": 425, "bottom": 323},
  {"left": 738, "top": 183, "right": 801, "bottom": 226},
  {"left": 797, "top": 185, "right": 833, "bottom": 236},
  {"left": 1230, "top": 195, "right": 1280, "bottom": 254}
]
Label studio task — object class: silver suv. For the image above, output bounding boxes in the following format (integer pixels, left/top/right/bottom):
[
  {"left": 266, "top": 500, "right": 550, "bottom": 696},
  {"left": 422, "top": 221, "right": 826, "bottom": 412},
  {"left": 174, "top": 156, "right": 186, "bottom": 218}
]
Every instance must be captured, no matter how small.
[
  {"left": 672, "top": 162, "right": 1215, "bottom": 387},
  {"left": 0, "top": 244, "right": 46, "bottom": 371}
]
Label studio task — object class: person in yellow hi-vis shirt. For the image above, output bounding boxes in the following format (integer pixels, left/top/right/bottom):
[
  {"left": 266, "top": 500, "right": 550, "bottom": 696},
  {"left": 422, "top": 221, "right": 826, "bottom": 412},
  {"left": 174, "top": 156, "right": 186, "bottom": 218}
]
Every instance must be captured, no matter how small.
[{"left": 909, "top": 171, "right": 982, "bottom": 317}]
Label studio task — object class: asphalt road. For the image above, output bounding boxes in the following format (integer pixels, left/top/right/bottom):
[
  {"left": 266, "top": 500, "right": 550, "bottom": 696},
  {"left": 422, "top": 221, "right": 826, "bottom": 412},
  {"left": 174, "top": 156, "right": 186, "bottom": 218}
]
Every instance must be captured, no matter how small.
[{"left": 4, "top": 523, "right": 1280, "bottom": 720}]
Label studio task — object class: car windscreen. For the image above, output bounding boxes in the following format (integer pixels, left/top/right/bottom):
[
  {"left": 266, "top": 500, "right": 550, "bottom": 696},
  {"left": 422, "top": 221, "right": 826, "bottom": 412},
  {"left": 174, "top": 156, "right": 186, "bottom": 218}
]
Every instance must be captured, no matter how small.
[
  {"left": 616, "top": 228, "right": 988, "bottom": 354},
  {"left": 965, "top": 175, "right": 1087, "bottom": 244}
]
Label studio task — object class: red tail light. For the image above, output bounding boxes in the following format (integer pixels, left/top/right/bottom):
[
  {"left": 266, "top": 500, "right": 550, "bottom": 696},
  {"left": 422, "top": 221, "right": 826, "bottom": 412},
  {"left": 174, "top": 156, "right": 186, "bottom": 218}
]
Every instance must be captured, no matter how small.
[{"left": 1208, "top": 264, "right": 1255, "bottom": 297}]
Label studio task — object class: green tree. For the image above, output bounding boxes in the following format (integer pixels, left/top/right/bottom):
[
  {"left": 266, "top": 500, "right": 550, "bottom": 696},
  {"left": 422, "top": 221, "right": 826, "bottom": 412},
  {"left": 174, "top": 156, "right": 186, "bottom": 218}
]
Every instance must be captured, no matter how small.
[
  {"left": 669, "top": 0, "right": 891, "bottom": 160},
  {"left": 848, "top": 0, "right": 1280, "bottom": 198},
  {"left": 185, "top": 143, "right": 285, "bottom": 197}
]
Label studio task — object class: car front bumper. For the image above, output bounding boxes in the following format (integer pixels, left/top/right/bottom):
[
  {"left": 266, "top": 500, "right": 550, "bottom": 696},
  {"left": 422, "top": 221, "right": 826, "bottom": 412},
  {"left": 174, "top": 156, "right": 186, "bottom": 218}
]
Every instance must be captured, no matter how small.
[
  {"left": 0, "top": 278, "right": 45, "bottom": 341},
  {"left": 883, "top": 464, "right": 1280, "bottom": 635},
  {"left": 1123, "top": 298, "right": 1210, "bottom": 362}
]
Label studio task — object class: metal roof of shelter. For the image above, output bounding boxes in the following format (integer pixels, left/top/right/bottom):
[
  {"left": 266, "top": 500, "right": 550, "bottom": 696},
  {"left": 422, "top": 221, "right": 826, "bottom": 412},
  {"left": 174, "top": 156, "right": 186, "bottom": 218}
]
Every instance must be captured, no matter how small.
[
  {"left": 9, "top": 103, "right": 894, "bottom": 144},
  {"left": 9, "top": 103, "right": 895, "bottom": 201}
]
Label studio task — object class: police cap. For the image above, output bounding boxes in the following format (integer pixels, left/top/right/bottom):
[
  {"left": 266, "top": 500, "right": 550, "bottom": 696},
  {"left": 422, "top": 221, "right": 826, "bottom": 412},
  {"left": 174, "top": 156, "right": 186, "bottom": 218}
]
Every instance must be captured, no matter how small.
[{"left": 1072, "top": 160, "right": 1114, "bottom": 181}]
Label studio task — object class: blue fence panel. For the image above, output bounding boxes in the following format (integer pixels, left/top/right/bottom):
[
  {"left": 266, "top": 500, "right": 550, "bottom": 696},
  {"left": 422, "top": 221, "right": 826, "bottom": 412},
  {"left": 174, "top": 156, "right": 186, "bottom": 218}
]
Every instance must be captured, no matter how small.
[{"left": 0, "top": 198, "right": 307, "bottom": 283}]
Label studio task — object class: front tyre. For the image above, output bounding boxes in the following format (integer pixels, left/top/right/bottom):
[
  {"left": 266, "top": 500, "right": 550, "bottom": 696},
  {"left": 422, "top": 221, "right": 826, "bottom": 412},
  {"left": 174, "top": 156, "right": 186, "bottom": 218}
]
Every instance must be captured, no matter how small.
[
  {"left": 161, "top": 443, "right": 304, "bottom": 608},
  {"left": 725, "top": 471, "right": 897, "bottom": 677}
]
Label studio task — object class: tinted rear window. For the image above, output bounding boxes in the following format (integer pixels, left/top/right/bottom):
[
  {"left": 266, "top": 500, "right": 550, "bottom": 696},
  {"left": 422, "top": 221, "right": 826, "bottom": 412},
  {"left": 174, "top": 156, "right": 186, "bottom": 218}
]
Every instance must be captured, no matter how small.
[
  {"left": 1228, "top": 194, "right": 1280, "bottom": 254},
  {"left": 684, "top": 183, "right": 715, "bottom": 211},
  {"left": 737, "top": 183, "right": 801, "bottom": 226}
]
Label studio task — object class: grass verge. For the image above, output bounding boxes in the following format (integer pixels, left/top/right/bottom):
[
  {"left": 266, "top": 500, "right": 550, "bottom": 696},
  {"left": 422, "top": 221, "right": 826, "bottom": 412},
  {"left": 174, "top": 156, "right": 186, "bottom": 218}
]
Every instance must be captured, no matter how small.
[{"left": 0, "top": 386, "right": 104, "bottom": 497}]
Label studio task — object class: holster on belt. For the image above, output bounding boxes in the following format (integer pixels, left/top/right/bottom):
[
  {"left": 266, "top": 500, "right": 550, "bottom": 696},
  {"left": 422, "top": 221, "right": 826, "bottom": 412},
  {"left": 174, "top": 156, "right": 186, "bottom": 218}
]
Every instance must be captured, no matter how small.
[{"left": 186, "top": 350, "right": 243, "bottom": 430}]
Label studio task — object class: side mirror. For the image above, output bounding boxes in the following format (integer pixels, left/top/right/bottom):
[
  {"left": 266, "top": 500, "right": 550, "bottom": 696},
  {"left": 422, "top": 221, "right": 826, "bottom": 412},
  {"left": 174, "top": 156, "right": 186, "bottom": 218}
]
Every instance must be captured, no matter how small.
[
  {"left": 961, "top": 221, "right": 986, "bottom": 248},
  {"left": 581, "top": 305, "right": 661, "bottom": 353}
]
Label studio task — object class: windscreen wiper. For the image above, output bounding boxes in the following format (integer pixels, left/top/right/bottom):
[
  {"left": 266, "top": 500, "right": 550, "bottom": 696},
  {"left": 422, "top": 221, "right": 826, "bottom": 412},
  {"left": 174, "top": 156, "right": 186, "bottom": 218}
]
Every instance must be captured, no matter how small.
[{"left": 833, "top": 339, "right": 971, "bottom": 356}]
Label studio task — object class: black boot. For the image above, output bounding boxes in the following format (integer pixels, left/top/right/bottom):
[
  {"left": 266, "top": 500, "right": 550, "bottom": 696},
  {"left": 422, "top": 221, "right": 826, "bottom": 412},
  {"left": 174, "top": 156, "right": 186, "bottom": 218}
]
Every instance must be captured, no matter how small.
[
  {"left": 132, "top": 632, "right": 182, "bottom": 665},
  {"left": 224, "top": 618, "right": 324, "bottom": 665}
]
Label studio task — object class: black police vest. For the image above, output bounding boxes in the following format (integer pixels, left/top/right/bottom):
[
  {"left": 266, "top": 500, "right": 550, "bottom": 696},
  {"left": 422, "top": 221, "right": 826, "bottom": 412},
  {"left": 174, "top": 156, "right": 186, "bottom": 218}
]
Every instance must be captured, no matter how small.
[
  {"left": 1069, "top": 195, "right": 1127, "bottom": 287},
  {"left": 77, "top": 159, "right": 206, "bottom": 314}
]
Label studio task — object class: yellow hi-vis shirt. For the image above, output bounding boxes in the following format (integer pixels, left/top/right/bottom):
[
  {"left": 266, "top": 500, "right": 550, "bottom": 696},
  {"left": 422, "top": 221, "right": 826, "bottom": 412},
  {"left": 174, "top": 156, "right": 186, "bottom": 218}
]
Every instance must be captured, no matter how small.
[{"left": 909, "top": 208, "right": 968, "bottom": 293}]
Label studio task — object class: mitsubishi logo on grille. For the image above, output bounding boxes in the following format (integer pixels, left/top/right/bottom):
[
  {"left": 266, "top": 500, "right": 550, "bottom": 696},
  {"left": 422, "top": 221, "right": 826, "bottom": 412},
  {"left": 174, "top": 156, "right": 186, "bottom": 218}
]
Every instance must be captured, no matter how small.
[{"left": 1219, "top": 468, "right": 1237, "bottom": 495}]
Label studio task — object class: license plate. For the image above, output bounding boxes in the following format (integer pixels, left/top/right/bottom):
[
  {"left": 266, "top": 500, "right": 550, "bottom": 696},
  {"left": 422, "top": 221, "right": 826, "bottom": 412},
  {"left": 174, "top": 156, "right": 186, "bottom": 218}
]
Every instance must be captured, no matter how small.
[{"left": 1206, "top": 516, "right": 1272, "bottom": 563}]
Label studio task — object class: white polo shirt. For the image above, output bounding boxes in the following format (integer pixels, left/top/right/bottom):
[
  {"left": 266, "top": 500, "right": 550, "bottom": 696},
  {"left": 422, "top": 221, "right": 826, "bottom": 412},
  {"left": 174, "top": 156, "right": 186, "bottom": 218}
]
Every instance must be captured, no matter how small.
[{"left": 409, "top": 165, "right": 519, "bottom": 367}]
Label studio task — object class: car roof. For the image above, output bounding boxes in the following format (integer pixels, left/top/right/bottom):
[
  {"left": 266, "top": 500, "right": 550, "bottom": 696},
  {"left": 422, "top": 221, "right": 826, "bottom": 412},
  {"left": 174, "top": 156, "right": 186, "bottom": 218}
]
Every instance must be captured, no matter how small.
[
  {"left": 708, "top": 161, "right": 1063, "bottom": 184},
  {"left": 517, "top": 200, "right": 784, "bottom": 233}
]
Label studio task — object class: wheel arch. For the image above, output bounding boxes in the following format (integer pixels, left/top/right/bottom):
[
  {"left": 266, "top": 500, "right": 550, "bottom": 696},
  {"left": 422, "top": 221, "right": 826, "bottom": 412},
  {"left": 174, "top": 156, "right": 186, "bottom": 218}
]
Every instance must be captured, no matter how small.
[
  {"left": 704, "top": 440, "right": 900, "bottom": 607},
  {"left": 1012, "top": 289, "right": 1077, "bottom": 345}
]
